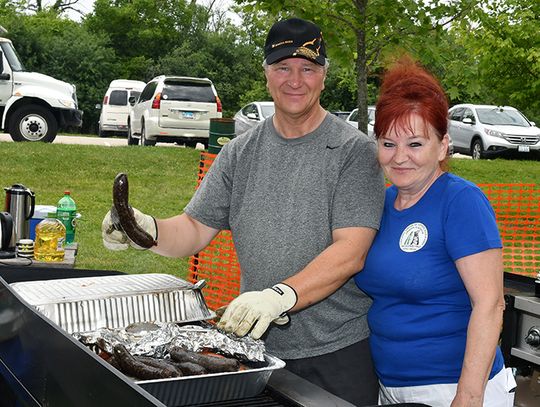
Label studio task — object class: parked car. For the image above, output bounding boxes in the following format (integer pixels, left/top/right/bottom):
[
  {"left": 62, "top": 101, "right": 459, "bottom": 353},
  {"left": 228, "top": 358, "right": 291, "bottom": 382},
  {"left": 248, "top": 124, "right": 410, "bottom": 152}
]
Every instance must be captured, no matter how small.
[
  {"left": 345, "top": 106, "right": 376, "bottom": 138},
  {"left": 98, "top": 79, "right": 146, "bottom": 138},
  {"left": 233, "top": 101, "right": 275, "bottom": 135},
  {"left": 330, "top": 111, "right": 351, "bottom": 120},
  {"left": 448, "top": 104, "right": 540, "bottom": 159},
  {"left": 128, "top": 75, "right": 222, "bottom": 146}
]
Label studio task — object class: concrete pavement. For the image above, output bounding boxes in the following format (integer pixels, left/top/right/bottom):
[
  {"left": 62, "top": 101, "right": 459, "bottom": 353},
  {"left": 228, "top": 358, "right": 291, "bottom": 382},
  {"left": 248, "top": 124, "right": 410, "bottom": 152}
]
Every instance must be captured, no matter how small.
[{"left": 0, "top": 133, "right": 206, "bottom": 149}]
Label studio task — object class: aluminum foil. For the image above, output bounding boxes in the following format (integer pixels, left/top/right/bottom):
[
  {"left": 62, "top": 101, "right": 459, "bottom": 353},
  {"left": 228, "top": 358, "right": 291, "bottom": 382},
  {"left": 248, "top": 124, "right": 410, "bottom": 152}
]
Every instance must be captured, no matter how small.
[{"left": 74, "top": 322, "right": 266, "bottom": 362}]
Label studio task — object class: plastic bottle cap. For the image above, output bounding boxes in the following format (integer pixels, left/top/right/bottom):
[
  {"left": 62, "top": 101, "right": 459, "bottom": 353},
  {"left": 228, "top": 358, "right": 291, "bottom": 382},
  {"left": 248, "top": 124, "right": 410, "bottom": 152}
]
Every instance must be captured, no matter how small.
[
  {"left": 64, "top": 190, "right": 71, "bottom": 195},
  {"left": 18, "top": 239, "right": 34, "bottom": 245}
]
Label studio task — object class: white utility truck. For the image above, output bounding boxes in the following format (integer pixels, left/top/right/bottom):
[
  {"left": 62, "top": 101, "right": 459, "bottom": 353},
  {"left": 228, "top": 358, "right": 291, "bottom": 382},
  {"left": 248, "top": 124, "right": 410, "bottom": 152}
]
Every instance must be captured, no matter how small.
[{"left": 0, "top": 30, "right": 82, "bottom": 142}]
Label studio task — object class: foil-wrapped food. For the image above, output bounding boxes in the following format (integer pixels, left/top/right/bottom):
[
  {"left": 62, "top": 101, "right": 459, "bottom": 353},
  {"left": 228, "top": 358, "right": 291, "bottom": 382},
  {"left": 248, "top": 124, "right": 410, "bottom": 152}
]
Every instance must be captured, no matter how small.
[{"left": 75, "top": 322, "right": 267, "bottom": 381}]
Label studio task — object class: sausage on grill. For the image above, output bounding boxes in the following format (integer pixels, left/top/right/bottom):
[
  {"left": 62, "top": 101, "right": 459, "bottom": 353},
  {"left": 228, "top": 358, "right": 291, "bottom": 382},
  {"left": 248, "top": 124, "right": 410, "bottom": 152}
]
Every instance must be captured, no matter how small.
[
  {"left": 169, "top": 347, "right": 240, "bottom": 373},
  {"left": 113, "top": 344, "right": 180, "bottom": 380}
]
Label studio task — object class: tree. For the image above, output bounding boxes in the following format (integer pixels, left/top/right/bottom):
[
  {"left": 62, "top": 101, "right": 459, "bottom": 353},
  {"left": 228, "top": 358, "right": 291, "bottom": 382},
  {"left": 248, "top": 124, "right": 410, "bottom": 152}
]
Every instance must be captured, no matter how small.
[
  {"left": 234, "top": 0, "right": 479, "bottom": 134},
  {"left": 10, "top": 0, "right": 86, "bottom": 16},
  {"left": 470, "top": 0, "right": 540, "bottom": 122},
  {"left": 153, "top": 24, "right": 262, "bottom": 117},
  {"left": 1, "top": 10, "right": 122, "bottom": 132}
]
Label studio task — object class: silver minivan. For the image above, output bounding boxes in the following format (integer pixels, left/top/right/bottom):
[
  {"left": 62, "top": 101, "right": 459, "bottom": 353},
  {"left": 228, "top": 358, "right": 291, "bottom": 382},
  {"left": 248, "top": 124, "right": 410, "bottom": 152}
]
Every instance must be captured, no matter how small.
[
  {"left": 98, "top": 79, "right": 146, "bottom": 137},
  {"left": 128, "top": 76, "right": 222, "bottom": 146}
]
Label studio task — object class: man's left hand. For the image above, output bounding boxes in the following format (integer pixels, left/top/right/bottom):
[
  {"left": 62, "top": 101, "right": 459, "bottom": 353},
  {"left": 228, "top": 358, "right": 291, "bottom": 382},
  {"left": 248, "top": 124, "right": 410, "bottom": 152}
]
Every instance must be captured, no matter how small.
[{"left": 217, "top": 283, "right": 297, "bottom": 339}]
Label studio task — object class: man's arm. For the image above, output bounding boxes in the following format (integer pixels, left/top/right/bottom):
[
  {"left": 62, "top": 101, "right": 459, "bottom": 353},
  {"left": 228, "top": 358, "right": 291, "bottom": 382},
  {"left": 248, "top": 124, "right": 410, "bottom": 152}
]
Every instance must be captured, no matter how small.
[
  {"left": 285, "top": 226, "right": 377, "bottom": 311},
  {"left": 151, "top": 213, "right": 220, "bottom": 258},
  {"left": 217, "top": 226, "right": 377, "bottom": 338}
]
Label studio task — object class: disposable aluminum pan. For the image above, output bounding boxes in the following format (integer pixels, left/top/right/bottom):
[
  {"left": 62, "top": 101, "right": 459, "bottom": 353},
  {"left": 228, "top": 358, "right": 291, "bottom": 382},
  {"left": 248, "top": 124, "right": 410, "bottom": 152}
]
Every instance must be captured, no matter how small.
[
  {"left": 137, "top": 353, "right": 285, "bottom": 406},
  {"left": 10, "top": 273, "right": 215, "bottom": 334}
]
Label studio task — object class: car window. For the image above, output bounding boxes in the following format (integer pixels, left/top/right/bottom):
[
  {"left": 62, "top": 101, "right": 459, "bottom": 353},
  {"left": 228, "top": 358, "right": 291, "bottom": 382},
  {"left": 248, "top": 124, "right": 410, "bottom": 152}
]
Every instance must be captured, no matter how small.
[
  {"left": 349, "top": 109, "right": 358, "bottom": 122},
  {"left": 449, "top": 107, "right": 464, "bottom": 121},
  {"left": 130, "top": 90, "right": 141, "bottom": 101},
  {"left": 462, "top": 108, "right": 476, "bottom": 123},
  {"left": 476, "top": 108, "right": 531, "bottom": 127},
  {"left": 261, "top": 105, "right": 275, "bottom": 118},
  {"left": 109, "top": 90, "right": 128, "bottom": 106},
  {"left": 242, "top": 104, "right": 258, "bottom": 117},
  {"left": 162, "top": 81, "right": 215, "bottom": 103},
  {"left": 139, "top": 82, "right": 158, "bottom": 103},
  {"left": 368, "top": 108, "right": 375, "bottom": 122}
]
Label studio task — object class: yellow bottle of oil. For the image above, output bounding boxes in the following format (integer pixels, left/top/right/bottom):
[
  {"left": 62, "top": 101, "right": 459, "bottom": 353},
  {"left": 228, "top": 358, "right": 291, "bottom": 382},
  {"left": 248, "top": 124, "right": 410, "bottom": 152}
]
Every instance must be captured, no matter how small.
[{"left": 34, "top": 213, "right": 66, "bottom": 262}]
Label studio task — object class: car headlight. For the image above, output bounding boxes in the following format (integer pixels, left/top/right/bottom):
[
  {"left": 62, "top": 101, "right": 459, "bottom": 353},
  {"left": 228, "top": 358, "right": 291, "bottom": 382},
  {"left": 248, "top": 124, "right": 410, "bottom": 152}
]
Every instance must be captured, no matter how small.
[
  {"left": 484, "top": 128, "right": 505, "bottom": 138},
  {"left": 58, "top": 99, "right": 75, "bottom": 109}
]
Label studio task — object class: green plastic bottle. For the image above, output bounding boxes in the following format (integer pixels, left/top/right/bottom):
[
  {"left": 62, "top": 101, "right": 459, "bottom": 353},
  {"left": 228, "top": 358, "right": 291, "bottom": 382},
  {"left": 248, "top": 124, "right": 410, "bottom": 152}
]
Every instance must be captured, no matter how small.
[{"left": 57, "top": 190, "right": 77, "bottom": 244}]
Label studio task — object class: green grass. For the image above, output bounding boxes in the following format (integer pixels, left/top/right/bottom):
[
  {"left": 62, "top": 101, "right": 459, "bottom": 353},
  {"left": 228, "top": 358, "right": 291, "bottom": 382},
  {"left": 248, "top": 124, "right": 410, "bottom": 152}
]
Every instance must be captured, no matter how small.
[
  {"left": 1, "top": 142, "right": 539, "bottom": 278},
  {"left": 1, "top": 142, "right": 200, "bottom": 278}
]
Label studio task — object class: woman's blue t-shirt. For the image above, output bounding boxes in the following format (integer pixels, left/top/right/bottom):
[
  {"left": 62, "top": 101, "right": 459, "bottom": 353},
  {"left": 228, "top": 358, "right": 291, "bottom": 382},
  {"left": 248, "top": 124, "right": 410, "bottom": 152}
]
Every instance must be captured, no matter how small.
[{"left": 355, "top": 173, "right": 504, "bottom": 387}]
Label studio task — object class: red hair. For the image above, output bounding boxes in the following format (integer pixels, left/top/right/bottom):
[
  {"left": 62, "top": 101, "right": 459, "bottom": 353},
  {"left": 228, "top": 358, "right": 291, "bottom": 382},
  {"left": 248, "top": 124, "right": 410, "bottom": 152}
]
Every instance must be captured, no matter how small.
[{"left": 374, "top": 56, "right": 448, "bottom": 141}]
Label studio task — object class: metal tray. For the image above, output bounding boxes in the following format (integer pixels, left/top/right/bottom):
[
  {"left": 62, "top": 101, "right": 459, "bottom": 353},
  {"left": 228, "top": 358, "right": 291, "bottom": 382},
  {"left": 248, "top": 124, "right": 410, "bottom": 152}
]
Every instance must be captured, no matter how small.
[
  {"left": 137, "top": 353, "right": 285, "bottom": 406},
  {"left": 10, "top": 273, "right": 215, "bottom": 334}
]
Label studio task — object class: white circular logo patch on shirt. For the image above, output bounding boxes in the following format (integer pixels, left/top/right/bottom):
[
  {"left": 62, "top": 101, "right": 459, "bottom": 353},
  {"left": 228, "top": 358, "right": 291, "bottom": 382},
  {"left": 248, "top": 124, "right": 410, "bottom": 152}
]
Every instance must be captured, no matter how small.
[{"left": 399, "top": 222, "right": 428, "bottom": 252}]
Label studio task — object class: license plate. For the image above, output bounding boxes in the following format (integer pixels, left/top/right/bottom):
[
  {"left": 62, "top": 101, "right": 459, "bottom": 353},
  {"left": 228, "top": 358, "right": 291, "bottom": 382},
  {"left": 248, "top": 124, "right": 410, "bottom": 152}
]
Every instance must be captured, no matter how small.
[
  {"left": 518, "top": 145, "right": 530, "bottom": 153},
  {"left": 182, "top": 111, "right": 194, "bottom": 119}
]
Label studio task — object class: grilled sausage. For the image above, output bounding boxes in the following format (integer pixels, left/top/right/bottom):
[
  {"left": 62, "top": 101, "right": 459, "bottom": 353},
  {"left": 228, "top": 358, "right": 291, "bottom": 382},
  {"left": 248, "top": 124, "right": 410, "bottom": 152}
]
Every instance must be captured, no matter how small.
[
  {"left": 111, "top": 173, "right": 157, "bottom": 249},
  {"left": 134, "top": 356, "right": 183, "bottom": 377},
  {"left": 113, "top": 344, "right": 180, "bottom": 380},
  {"left": 138, "top": 355, "right": 207, "bottom": 376},
  {"left": 169, "top": 347, "right": 240, "bottom": 373},
  {"left": 171, "top": 361, "right": 208, "bottom": 376}
]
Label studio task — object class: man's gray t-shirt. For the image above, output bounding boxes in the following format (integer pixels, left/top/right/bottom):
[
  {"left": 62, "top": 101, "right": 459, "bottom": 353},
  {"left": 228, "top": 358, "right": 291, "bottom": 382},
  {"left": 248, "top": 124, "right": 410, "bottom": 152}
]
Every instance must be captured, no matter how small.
[{"left": 185, "top": 113, "right": 385, "bottom": 359}]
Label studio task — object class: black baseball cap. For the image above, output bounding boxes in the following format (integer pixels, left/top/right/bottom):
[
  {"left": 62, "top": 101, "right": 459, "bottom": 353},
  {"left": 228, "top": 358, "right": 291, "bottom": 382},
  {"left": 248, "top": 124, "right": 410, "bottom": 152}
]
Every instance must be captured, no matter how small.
[{"left": 264, "top": 18, "right": 326, "bottom": 66}]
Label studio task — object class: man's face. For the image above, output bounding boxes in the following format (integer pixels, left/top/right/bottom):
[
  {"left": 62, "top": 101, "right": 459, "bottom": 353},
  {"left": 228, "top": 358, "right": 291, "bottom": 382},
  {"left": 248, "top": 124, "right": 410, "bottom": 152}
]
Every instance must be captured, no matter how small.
[{"left": 264, "top": 57, "right": 326, "bottom": 119}]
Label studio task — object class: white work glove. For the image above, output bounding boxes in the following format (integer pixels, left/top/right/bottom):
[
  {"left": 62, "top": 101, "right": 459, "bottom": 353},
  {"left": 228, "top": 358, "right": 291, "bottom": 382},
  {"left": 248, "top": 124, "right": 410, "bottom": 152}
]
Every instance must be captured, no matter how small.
[
  {"left": 217, "top": 283, "right": 298, "bottom": 340},
  {"left": 101, "top": 207, "right": 157, "bottom": 251}
]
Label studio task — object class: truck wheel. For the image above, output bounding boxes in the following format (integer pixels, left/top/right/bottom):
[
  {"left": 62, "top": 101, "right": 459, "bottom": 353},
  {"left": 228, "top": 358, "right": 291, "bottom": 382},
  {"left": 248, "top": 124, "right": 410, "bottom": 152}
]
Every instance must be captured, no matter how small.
[{"left": 9, "top": 104, "right": 58, "bottom": 142}]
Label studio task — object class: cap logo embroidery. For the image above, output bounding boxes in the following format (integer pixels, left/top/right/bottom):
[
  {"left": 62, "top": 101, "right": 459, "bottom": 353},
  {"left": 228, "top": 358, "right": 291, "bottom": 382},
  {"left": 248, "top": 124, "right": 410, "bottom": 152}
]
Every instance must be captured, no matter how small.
[
  {"left": 272, "top": 40, "right": 294, "bottom": 48},
  {"left": 292, "top": 36, "right": 323, "bottom": 60}
]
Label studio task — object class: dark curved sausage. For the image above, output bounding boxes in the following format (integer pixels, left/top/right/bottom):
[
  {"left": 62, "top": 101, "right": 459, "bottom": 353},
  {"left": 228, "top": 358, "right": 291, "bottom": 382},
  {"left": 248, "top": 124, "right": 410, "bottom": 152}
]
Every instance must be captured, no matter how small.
[
  {"left": 138, "top": 355, "right": 207, "bottom": 376},
  {"left": 135, "top": 355, "right": 183, "bottom": 377},
  {"left": 169, "top": 347, "right": 240, "bottom": 373},
  {"left": 171, "top": 361, "right": 207, "bottom": 376},
  {"left": 113, "top": 344, "right": 180, "bottom": 380},
  {"left": 111, "top": 173, "right": 157, "bottom": 248}
]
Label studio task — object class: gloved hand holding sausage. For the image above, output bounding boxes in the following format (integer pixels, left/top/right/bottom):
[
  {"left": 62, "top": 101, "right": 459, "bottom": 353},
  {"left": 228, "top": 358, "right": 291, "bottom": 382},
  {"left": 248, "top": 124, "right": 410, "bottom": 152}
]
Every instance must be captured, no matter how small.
[
  {"left": 102, "top": 207, "right": 157, "bottom": 250},
  {"left": 102, "top": 173, "right": 158, "bottom": 251},
  {"left": 217, "top": 283, "right": 297, "bottom": 340}
]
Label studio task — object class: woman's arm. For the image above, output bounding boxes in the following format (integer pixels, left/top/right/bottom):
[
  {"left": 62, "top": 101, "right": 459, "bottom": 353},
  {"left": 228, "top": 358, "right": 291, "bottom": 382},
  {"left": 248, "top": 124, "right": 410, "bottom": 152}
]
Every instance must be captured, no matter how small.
[{"left": 451, "top": 248, "right": 505, "bottom": 407}]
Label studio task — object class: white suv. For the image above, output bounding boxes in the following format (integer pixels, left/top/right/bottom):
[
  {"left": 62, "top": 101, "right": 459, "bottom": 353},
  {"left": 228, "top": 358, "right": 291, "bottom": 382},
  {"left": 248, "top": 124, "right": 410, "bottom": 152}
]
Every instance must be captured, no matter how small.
[
  {"left": 345, "top": 106, "right": 376, "bottom": 138},
  {"left": 448, "top": 104, "right": 540, "bottom": 159},
  {"left": 128, "top": 75, "right": 222, "bottom": 146}
]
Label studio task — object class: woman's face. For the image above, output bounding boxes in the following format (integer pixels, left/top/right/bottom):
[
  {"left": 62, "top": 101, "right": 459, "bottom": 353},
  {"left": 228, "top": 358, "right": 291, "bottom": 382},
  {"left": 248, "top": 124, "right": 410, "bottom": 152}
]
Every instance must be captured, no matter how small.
[{"left": 377, "top": 113, "right": 449, "bottom": 193}]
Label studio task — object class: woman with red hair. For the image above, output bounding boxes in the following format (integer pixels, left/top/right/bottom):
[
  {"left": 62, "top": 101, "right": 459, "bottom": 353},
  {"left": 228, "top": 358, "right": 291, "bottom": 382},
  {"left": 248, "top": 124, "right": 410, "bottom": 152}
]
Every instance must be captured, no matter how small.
[{"left": 355, "top": 57, "right": 516, "bottom": 406}]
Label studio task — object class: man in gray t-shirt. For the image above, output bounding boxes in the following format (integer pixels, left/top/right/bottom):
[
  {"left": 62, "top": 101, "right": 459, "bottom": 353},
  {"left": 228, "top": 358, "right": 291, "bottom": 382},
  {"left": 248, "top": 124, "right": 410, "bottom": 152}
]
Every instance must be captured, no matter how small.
[{"left": 102, "top": 17, "right": 385, "bottom": 406}]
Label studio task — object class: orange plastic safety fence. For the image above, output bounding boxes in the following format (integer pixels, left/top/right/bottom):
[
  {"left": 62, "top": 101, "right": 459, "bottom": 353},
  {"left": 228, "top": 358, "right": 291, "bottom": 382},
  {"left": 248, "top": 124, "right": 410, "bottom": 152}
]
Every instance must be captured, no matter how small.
[
  {"left": 477, "top": 183, "right": 540, "bottom": 278},
  {"left": 188, "top": 155, "right": 540, "bottom": 309},
  {"left": 188, "top": 152, "right": 241, "bottom": 310}
]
